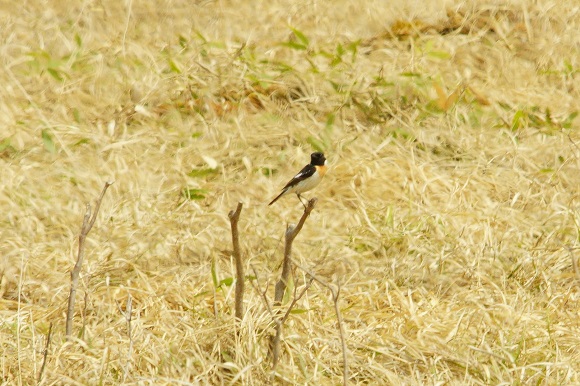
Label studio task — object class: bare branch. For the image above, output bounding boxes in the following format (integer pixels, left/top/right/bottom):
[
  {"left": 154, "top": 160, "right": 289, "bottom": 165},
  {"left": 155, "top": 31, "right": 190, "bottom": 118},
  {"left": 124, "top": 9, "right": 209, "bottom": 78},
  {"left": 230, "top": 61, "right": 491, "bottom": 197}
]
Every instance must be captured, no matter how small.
[
  {"left": 274, "top": 198, "right": 317, "bottom": 306},
  {"left": 66, "top": 181, "right": 113, "bottom": 339},
  {"left": 269, "top": 198, "right": 317, "bottom": 372},
  {"left": 37, "top": 322, "right": 53, "bottom": 384},
  {"left": 66, "top": 204, "right": 91, "bottom": 339},
  {"left": 229, "top": 202, "right": 244, "bottom": 321},
  {"left": 295, "top": 263, "right": 349, "bottom": 386},
  {"left": 271, "top": 278, "right": 314, "bottom": 373},
  {"left": 250, "top": 264, "right": 273, "bottom": 317},
  {"left": 332, "top": 284, "right": 348, "bottom": 386}
]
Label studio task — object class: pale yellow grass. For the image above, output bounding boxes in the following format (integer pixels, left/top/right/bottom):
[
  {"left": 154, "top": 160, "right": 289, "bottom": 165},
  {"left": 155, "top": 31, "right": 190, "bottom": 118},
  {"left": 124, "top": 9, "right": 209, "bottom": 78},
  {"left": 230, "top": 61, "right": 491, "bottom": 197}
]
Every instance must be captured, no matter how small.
[{"left": 1, "top": 0, "right": 580, "bottom": 384}]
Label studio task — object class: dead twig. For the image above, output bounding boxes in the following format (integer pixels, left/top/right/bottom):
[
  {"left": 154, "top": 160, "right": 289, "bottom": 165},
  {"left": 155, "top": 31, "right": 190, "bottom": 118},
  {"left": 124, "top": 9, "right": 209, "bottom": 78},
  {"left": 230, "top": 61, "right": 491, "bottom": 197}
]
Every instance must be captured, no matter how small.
[
  {"left": 37, "top": 322, "right": 53, "bottom": 384},
  {"left": 269, "top": 198, "right": 317, "bottom": 371},
  {"left": 333, "top": 284, "right": 348, "bottom": 386},
  {"left": 295, "top": 263, "right": 349, "bottom": 386},
  {"left": 66, "top": 181, "right": 113, "bottom": 339},
  {"left": 250, "top": 264, "right": 273, "bottom": 317},
  {"left": 271, "top": 278, "right": 314, "bottom": 373},
  {"left": 229, "top": 202, "right": 244, "bottom": 321},
  {"left": 274, "top": 198, "right": 317, "bottom": 306}
]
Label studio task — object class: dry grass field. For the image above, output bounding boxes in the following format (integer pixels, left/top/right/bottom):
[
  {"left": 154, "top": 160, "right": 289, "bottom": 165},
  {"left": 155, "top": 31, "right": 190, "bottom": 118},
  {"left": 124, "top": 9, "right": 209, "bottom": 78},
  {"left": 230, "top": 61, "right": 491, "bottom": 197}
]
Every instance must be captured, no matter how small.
[{"left": 2, "top": 0, "right": 580, "bottom": 384}]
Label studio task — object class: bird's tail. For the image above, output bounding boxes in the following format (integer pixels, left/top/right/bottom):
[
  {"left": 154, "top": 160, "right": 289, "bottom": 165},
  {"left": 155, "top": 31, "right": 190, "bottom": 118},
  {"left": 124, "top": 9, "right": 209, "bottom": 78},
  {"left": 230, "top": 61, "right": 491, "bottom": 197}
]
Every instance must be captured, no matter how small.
[{"left": 268, "top": 189, "right": 287, "bottom": 206}]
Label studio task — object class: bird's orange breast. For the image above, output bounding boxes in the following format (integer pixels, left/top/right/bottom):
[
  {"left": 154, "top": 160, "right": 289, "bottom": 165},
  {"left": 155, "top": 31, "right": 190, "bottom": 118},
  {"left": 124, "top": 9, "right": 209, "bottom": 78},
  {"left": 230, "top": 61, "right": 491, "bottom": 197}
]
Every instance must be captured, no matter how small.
[{"left": 315, "top": 164, "right": 327, "bottom": 177}]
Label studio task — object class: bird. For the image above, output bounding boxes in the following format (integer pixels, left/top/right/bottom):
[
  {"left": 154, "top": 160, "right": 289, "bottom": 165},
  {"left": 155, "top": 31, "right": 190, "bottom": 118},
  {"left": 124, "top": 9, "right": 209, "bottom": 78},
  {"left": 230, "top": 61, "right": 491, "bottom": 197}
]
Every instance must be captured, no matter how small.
[{"left": 269, "top": 152, "right": 327, "bottom": 206}]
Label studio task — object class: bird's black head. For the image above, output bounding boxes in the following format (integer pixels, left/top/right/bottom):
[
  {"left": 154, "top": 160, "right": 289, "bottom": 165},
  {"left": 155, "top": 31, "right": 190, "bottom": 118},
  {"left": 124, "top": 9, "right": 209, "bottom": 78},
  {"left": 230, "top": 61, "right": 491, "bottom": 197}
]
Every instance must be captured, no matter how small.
[{"left": 310, "top": 152, "right": 326, "bottom": 166}]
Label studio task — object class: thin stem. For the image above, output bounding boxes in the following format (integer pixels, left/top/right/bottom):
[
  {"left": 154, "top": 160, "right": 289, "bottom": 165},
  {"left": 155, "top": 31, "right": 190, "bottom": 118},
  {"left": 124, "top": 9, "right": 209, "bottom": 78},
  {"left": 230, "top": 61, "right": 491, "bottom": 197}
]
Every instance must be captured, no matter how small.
[
  {"left": 66, "top": 181, "right": 113, "bottom": 339},
  {"left": 229, "top": 202, "right": 244, "bottom": 321}
]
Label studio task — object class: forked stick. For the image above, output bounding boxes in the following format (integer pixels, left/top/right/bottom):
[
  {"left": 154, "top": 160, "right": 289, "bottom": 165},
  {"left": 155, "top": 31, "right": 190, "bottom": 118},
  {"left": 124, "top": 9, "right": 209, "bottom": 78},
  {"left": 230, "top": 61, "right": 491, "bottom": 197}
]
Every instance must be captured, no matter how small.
[
  {"left": 273, "top": 198, "right": 317, "bottom": 306},
  {"left": 66, "top": 181, "right": 113, "bottom": 339},
  {"left": 271, "top": 278, "right": 314, "bottom": 371},
  {"left": 295, "top": 263, "right": 349, "bottom": 386},
  {"left": 270, "top": 198, "right": 317, "bottom": 372}
]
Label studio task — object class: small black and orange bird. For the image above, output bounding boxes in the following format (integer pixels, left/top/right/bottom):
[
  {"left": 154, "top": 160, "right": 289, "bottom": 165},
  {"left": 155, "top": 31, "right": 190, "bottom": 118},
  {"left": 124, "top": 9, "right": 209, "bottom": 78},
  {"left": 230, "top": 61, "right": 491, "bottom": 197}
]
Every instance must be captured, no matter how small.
[{"left": 269, "top": 152, "right": 327, "bottom": 206}]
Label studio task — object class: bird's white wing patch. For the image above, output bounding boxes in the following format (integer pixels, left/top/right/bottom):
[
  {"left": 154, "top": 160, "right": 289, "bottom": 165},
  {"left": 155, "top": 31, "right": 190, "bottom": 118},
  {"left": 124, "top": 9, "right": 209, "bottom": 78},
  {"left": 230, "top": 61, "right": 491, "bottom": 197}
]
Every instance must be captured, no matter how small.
[{"left": 293, "top": 170, "right": 309, "bottom": 179}]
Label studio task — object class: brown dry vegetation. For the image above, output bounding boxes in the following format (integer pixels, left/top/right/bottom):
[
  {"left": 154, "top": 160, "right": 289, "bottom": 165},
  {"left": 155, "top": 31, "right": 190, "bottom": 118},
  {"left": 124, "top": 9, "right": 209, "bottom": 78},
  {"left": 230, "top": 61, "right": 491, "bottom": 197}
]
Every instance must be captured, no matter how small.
[{"left": 1, "top": 0, "right": 580, "bottom": 384}]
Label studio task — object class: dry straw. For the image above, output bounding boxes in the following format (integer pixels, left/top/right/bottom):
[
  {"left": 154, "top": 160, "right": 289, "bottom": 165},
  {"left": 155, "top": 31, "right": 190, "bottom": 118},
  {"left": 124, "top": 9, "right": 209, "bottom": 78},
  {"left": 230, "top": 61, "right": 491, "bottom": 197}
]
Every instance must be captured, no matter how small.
[{"left": 1, "top": 0, "right": 580, "bottom": 385}]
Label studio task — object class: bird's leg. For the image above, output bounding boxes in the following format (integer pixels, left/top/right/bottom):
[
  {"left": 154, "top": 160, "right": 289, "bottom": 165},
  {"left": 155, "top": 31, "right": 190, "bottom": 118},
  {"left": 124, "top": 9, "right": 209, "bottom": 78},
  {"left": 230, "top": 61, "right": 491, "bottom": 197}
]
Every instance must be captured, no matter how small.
[{"left": 297, "top": 194, "right": 307, "bottom": 208}]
